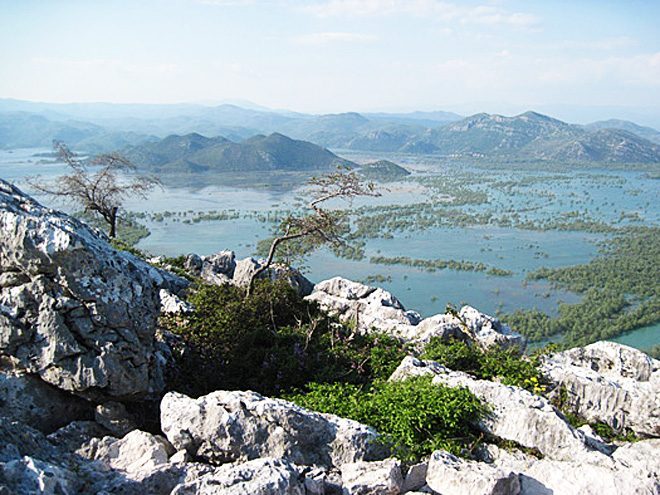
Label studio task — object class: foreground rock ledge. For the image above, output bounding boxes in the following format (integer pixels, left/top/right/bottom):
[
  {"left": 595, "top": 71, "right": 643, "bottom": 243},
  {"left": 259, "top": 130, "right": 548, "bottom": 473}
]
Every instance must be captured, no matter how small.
[
  {"left": 0, "top": 179, "right": 181, "bottom": 402},
  {"left": 160, "top": 390, "right": 383, "bottom": 468}
]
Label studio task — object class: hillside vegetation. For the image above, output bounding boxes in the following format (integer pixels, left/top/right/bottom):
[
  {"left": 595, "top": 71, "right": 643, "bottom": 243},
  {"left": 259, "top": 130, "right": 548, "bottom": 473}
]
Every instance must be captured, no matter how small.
[{"left": 2, "top": 99, "right": 660, "bottom": 169}]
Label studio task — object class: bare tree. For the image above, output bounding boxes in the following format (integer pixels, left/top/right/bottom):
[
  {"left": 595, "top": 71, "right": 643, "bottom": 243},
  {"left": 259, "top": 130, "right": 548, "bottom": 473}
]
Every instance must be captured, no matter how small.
[
  {"left": 30, "top": 141, "right": 159, "bottom": 238},
  {"left": 247, "top": 166, "right": 379, "bottom": 297}
]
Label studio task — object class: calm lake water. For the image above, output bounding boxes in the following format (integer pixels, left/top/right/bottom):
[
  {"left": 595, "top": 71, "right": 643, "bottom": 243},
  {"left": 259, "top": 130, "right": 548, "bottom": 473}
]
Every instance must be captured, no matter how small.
[{"left": 2, "top": 148, "right": 659, "bottom": 352}]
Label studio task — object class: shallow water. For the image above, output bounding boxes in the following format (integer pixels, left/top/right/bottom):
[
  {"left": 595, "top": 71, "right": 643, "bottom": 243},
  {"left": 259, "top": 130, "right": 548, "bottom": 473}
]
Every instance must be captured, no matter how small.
[{"left": 2, "top": 148, "right": 659, "bottom": 351}]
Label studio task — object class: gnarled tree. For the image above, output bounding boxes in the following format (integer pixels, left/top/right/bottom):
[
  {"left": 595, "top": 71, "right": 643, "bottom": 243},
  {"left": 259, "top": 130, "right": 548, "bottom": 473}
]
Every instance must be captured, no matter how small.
[
  {"left": 247, "top": 166, "right": 379, "bottom": 297},
  {"left": 30, "top": 141, "right": 159, "bottom": 238}
]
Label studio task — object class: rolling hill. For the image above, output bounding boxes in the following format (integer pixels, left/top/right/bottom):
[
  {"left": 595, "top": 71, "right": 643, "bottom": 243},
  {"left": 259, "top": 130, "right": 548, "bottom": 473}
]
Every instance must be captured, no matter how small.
[{"left": 121, "top": 132, "right": 354, "bottom": 175}]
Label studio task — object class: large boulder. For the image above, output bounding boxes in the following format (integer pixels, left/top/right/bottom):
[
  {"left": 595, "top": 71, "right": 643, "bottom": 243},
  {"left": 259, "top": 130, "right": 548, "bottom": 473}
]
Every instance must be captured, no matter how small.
[
  {"left": 305, "top": 277, "right": 421, "bottom": 336},
  {"left": 160, "top": 390, "right": 382, "bottom": 468},
  {"left": 409, "top": 305, "right": 526, "bottom": 354},
  {"left": 232, "top": 257, "right": 314, "bottom": 296},
  {"left": 305, "top": 277, "right": 525, "bottom": 354},
  {"left": 426, "top": 450, "right": 521, "bottom": 495},
  {"left": 485, "top": 442, "right": 660, "bottom": 495},
  {"left": 390, "top": 356, "right": 597, "bottom": 460},
  {"left": 542, "top": 341, "right": 660, "bottom": 438},
  {"left": 183, "top": 250, "right": 236, "bottom": 285},
  {"left": 0, "top": 370, "right": 93, "bottom": 433},
  {"left": 170, "top": 457, "right": 306, "bottom": 495},
  {"left": 0, "top": 179, "right": 176, "bottom": 401}
]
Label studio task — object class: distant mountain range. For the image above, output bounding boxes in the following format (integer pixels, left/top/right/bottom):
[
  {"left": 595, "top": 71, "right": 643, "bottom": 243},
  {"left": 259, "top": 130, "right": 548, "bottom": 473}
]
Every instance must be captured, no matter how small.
[
  {"left": 1, "top": 98, "right": 659, "bottom": 168},
  {"left": 121, "top": 132, "right": 353, "bottom": 174}
]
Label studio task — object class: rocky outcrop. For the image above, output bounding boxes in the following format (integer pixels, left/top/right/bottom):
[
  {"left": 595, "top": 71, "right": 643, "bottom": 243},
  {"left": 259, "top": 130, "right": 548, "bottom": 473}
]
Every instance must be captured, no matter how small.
[
  {"left": 426, "top": 450, "right": 521, "bottom": 495},
  {"left": 178, "top": 250, "right": 314, "bottom": 296},
  {"left": 170, "top": 457, "right": 306, "bottom": 495},
  {"left": 160, "top": 390, "right": 382, "bottom": 468},
  {"left": 305, "top": 277, "right": 525, "bottom": 353},
  {"left": 0, "top": 370, "right": 93, "bottom": 433},
  {"left": 305, "top": 277, "right": 421, "bottom": 337},
  {"left": 542, "top": 341, "right": 660, "bottom": 438},
  {"left": 0, "top": 179, "right": 182, "bottom": 402},
  {"left": 482, "top": 443, "right": 660, "bottom": 495},
  {"left": 340, "top": 458, "right": 403, "bottom": 495},
  {"left": 390, "top": 356, "right": 598, "bottom": 460}
]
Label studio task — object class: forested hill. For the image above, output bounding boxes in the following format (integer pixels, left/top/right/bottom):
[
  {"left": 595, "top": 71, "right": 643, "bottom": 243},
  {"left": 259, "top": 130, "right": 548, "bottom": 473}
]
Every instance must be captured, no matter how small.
[
  {"left": 2, "top": 99, "right": 660, "bottom": 167},
  {"left": 351, "top": 111, "right": 660, "bottom": 164},
  {"left": 121, "top": 132, "right": 354, "bottom": 174}
]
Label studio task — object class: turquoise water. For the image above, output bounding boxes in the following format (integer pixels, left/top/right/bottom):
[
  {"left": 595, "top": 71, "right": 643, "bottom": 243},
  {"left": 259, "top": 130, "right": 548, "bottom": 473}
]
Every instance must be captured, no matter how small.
[
  {"left": 610, "top": 322, "right": 660, "bottom": 352},
  {"left": 2, "top": 148, "right": 659, "bottom": 352}
]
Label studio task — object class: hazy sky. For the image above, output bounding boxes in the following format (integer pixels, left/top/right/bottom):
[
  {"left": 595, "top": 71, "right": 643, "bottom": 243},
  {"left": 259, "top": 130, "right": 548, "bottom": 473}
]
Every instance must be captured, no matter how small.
[{"left": 1, "top": 0, "right": 659, "bottom": 123}]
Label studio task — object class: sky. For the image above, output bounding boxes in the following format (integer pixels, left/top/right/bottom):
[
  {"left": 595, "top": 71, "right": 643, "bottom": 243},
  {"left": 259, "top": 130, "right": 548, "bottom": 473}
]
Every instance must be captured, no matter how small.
[{"left": 1, "top": 0, "right": 659, "bottom": 125}]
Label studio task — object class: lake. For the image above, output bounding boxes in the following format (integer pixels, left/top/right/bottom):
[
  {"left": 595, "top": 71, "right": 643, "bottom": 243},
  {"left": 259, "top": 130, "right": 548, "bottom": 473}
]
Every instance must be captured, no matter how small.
[{"left": 2, "top": 148, "right": 659, "bottom": 353}]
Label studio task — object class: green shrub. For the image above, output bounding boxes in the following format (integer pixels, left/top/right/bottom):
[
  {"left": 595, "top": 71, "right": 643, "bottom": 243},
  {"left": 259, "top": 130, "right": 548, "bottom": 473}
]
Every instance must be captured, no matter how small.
[
  {"left": 162, "top": 279, "right": 411, "bottom": 397},
  {"left": 421, "top": 338, "right": 544, "bottom": 390},
  {"left": 287, "top": 376, "right": 485, "bottom": 461}
]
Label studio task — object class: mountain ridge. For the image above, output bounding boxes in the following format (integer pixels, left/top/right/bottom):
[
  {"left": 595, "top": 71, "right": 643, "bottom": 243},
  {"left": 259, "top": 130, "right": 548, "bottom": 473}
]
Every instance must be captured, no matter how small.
[{"left": 1, "top": 99, "right": 659, "bottom": 167}]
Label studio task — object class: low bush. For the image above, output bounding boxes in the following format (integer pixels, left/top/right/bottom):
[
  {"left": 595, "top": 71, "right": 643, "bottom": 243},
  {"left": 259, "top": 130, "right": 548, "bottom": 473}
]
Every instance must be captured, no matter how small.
[
  {"left": 287, "top": 376, "right": 485, "bottom": 461},
  {"left": 421, "top": 338, "right": 545, "bottom": 390},
  {"left": 162, "top": 279, "right": 410, "bottom": 397}
]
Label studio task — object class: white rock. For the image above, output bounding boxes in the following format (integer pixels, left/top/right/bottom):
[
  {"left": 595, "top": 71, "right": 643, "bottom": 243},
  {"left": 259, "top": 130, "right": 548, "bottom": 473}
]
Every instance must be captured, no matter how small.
[
  {"left": 170, "top": 457, "right": 305, "bottom": 495},
  {"left": 160, "top": 288, "right": 193, "bottom": 314},
  {"left": 542, "top": 341, "right": 660, "bottom": 438},
  {"left": 430, "top": 370, "right": 594, "bottom": 460},
  {"left": 306, "top": 277, "right": 422, "bottom": 337},
  {"left": 0, "top": 179, "right": 184, "bottom": 401},
  {"left": 80, "top": 429, "right": 174, "bottom": 474},
  {"left": 401, "top": 461, "right": 428, "bottom": 492},
  {"left": 340, "top": 458, "right": 403, "bottom": 495},
  {"left": 388, "top": 356, "right": 452, "bottom": 382},
  {"left": 426, "top": 450, "right": 521, "bottom": 495},
  {"left": 160, "top": 390, "right": 382, "bottom": 468}
]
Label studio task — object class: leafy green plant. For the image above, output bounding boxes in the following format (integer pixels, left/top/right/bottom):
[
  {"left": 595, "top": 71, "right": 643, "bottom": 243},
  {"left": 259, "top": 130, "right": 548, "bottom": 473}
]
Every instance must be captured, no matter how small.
[
  {"left": 287, "top": 376, "right": 485, "bottom": 461},
  {"left": 162, "top": 279, "right": 412, "bottom": 397},
  {"left": 421, "top": 338, "right": 545, "bottom": 390}
]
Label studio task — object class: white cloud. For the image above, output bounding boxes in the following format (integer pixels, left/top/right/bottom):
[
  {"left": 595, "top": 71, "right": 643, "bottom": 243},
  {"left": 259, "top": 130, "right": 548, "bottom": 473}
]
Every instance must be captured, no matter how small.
[
  {"left": 292, "top": 32, "right": 378, "bottom": 45},
  {"left": 302, "top": 0, "right": 541, "bottom": 30},
  {"left": 303, "top": 0, "right": 462, "bottom": 19},
  {"left": 193, "top": 0, "right": 257, "bottom": 5},
  {"left": 463, "top": 6, "right": 541, "bottom": 29},
  {"left": 542, "top": 37, "right": 636, "bottom": 52}
]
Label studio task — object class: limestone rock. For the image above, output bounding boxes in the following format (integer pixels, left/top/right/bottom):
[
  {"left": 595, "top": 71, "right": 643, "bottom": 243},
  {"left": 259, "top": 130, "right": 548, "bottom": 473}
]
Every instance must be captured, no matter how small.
[
  {"left": 305, "top": 276, "right": 421, "bottom": 336},
  {"left": 232, "top": 257, "right": 314, "bottom": 295},
  {"left": 488, "top": 444, "right": 660, "bottom": 495},
  {"left": 459, "top": 305, "right": 527, "bottom": 355},
  {"left": 160, "top": 288, "right": 193, "bottom": 314},
  {"left": 0, "top": 179, "right": 175, "bottom": 401},
  {"left": 0, "top": 455, "right": 76, "bottom": 495},
  {"left": 611, "top": 439, "right": 660, "bottom": 479},
  {"left": 79, "top": 429, "right": 174, "bottom": 474},
  {"left": 94, "top": 401, "right": 137, "bottom": 437},
  {"left": 340, "top": 458, "right": 403, "bottom": 495},
  {"left": 170, "top": 457, "right": 305, "bottom": 495},
  {"left": 388, "top": 356, "right": 452, "bottom": 382},
  {"left": 305, "top": 278, "right": 524, "bottom": 354},
  {"left": 0, "top": 370, "right": 93, "bottom": 433},
  {"left": 202, "top": 250, "right": 236, "bottom": 281},
  {"left": 401, "top": 462, "right": 428, "bottom": 493},
  {"left": 390, "top": 355, "right": 594, "bottom": 461},
  {"left": 160, "top": 390, "right": 381, "bottom": 468},
  {"left": 542, "top": 341, "right": 660, "bottom": 437},
  {"left": 426, "top": 450, "right": 521, "bottom": 495},
  {"left": 432, "top": 370, "right": 594, "bottom": 460},
  {"left": 410, "top": 306, "right": 526, "bottom": 354}
]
